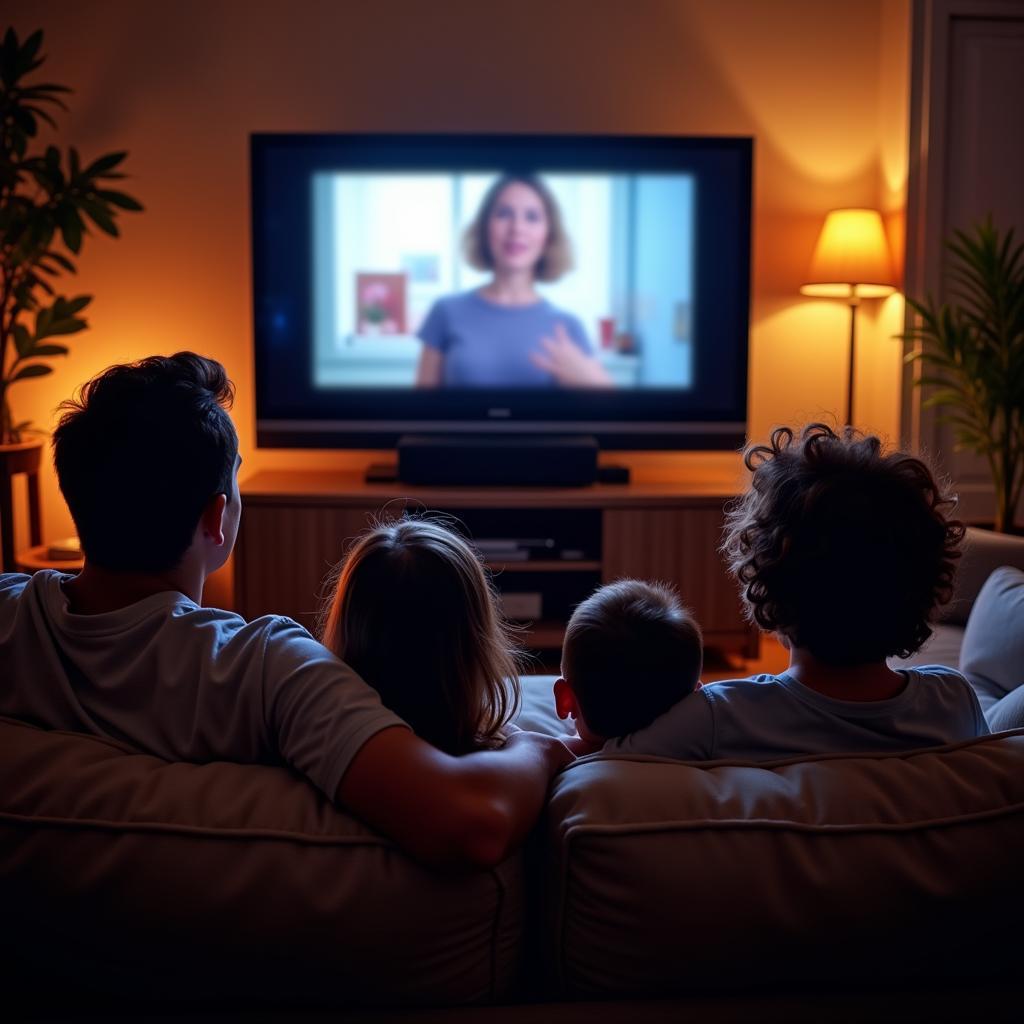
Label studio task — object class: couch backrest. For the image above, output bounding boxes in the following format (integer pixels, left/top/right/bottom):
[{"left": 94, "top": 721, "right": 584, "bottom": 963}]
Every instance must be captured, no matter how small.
[
  {"left": 545, "top": 730, "right": 1024, "bottom": 998},
  {"left": 7, "top": 684, "right": 1024, "bottom": 1008},
  {"left": 0, "top": 716, "right": 523, "bottom": 1007}
]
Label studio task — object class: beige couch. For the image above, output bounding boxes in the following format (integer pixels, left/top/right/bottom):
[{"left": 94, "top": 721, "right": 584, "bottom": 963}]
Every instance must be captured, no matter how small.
[
  {"left": 3, "top": 676, "right": 1024, "bottom": 1020},
  {"left": 4, "top": 528, "right": 1024, "bottom": 1019}
]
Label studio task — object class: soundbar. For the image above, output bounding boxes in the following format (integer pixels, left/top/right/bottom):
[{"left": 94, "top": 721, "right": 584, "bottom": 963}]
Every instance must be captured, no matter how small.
[{"left": 394, "top": 434, "right": 599, "bottom": 486}]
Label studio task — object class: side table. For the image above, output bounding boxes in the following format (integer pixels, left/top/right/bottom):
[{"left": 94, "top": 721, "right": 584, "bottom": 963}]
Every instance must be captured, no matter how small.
[
  {"left": 15, "top": 544, "right": 84, "bottom": 575},
  {"left": 0, "top": 440, "right": 43, "bottom": 572}
]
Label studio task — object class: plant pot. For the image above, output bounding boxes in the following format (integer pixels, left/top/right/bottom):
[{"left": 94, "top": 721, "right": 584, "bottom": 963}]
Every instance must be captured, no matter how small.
[{"left": 0, "top": 439, "right": 44, "bottom": 572}]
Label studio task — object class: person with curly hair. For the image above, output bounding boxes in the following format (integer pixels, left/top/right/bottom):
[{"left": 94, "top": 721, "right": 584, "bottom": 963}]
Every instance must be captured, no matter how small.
[{"left": 605, "top": 423, "right": 991, "bottom": 761}]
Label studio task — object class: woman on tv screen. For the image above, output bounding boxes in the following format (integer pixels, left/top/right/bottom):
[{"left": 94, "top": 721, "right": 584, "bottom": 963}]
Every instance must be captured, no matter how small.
[{"left": 415, "top": 174, "right": 613, "bottom": 389}]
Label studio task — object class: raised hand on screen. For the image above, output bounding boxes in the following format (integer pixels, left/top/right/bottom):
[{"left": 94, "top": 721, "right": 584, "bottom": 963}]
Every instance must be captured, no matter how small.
[{"left": 529, "top": 323, "right": 613, "bottom": 388}]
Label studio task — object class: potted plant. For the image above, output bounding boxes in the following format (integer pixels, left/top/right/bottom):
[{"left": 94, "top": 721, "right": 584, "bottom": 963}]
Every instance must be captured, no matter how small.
[
  {"left": 903, "top": 218, "right": 1024, "bottom": 533},
  {"left": 0, "top": 27, "right": 142, "bottom": 444}
]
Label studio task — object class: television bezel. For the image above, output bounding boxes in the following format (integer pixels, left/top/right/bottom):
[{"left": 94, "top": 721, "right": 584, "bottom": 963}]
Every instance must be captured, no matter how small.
[{"left": 251, "top": 132, "right": 752, "bottom": 451}]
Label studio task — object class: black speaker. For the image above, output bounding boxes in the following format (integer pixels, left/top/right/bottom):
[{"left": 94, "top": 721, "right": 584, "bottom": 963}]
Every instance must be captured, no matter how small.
[{"left": 396, "top": 435, "right": 599, "bottom": 486}]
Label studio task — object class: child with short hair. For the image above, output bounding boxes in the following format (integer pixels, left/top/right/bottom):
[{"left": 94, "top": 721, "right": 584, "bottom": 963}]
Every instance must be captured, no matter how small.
[
  {"left": 320, "top": 517, "right": 522, "bottom": 755},
  {"left": 606, "top": 423, "right": 989, "bottom": 761},
  {"left": 554, "top": 579, "right": 703, "bottom": 750}
]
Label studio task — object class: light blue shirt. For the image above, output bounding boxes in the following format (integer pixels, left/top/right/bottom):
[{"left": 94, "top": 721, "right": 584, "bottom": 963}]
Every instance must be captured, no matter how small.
[
  {"left": 606, "top": 666, "right": 989, "bottom": 761},
  {"left": 419, "top": 290, "right": 591, "bottom": 387}
]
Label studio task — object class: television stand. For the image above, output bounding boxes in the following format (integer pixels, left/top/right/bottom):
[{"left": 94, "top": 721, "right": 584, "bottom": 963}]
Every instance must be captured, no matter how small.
[
  {"left": 366, "top": 457, "right": 631, "bottom": 486},
  {"left": 235, "top": 470, "right": 758, "bottom": 660}
]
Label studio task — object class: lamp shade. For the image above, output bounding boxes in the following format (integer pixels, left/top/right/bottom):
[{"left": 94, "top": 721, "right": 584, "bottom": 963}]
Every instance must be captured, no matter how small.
[{"left": 800, "top": 208, "right": 896, "bottom": 299}]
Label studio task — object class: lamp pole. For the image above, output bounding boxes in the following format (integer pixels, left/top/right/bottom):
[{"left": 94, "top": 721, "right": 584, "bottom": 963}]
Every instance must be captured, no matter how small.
[{"left": 846, "top": 291, "right": 859, "bottom": 427}]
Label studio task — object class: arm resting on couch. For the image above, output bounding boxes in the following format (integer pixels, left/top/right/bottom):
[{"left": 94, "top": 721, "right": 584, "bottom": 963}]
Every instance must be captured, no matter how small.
[{"left": 337, "top": 726, "right": 572, "bottom": 870}]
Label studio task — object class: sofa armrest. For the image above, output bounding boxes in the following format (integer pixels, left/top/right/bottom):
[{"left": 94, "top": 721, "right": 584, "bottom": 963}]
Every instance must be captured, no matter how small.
[{"left": 938, "top": 527, "right": 1024, "bottom": 625}]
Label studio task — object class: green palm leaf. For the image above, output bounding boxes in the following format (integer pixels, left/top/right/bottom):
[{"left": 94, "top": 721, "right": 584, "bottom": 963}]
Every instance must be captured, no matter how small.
[
  {"left": 0, "top": 27, "right": 142, "bottom": 441},
  {"left": 906, "top": 216, "right": 1024, "bottom": 531}
]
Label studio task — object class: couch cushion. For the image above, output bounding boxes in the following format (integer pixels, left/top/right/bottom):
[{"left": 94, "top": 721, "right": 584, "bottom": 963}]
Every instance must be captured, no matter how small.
[
  {"left": 0, "top": 716, "right": 524, "bottom": 1007},
  {"left": 889, "top": 621, "right": 964, "bottom": 670},
  {"left": 544, "top": 731, "right": 1024, "bottom": 998},
  {"left": 960, "top": 567, "right": 1024, "bottom": 729},
  {"left": 514, "top": 674, "right": 565, "bottom": 735}
]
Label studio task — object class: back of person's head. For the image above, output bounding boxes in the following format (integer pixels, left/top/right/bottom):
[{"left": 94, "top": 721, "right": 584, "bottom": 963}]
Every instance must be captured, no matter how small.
[
  {"left": 53, "top": 353, "right": 238, "bottom": 573},
  {"left": 562, "top": 579, "right": 703, "bottom": 739},
  {"left": 319, "top": 517, "right": 522, "bottom": 755},
  {"left": 722, "top": 423, "right": 964, "bottom": 665}
]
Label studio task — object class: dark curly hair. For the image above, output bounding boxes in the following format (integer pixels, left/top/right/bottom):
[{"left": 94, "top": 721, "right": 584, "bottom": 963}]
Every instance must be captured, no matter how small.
[
  {"left": 53, "top": 353, "right": 238, "bottom": 573},
  {"left": 721, "top": 424, "right": 964, "bottom": 665}
]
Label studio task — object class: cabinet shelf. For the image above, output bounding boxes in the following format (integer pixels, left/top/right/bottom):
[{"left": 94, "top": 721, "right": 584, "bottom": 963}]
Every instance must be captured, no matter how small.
[
  {"left": 235, "top": 470, "right": 759, "bottom": 660},
  {"left": 486, "top": 559, "right": 601, "bottom": 573},
  {"left": 515, "top": 621, "right": 566, "bottom": 649}
]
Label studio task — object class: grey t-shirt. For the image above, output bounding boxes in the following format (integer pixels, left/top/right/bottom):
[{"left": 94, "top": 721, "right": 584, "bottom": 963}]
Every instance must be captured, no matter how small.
[
  {"left": 0, "top": 571, "right": 405, "bottom": 798},
  {"left": 606, "top": 666, "right": 989, "bottom": 761},
  {"left": 419, "top": 290, "right": 591, "bottom": 386}
]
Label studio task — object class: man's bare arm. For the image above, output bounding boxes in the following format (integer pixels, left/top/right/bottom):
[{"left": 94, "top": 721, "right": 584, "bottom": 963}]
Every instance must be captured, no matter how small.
[{"left": 337, "top": 726, "right": 573, "bottom": 869}]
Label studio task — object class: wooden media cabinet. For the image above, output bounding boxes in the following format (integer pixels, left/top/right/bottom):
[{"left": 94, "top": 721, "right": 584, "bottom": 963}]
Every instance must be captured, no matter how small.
[{"left": 235, "top": 471, "right": 758, "bottom": 659}]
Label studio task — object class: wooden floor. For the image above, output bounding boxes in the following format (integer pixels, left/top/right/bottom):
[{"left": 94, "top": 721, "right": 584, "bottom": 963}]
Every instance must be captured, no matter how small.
[
  {"left": 530, "top": 633, "right": 787, "bottom": 681},
  {"left": 702, "top": 633, "right": 788, "bottom": 682}
]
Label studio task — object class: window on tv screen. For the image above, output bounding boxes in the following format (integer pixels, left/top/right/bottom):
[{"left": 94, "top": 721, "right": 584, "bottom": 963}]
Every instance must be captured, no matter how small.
[{"left": 311, "top": 170, "right": 696, "bottom": 392}]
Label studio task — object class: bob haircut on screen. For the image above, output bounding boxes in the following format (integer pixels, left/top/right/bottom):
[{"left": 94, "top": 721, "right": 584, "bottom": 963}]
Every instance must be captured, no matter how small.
[{"left": 462, "top": 173, "right": 574, "bottom": 283}]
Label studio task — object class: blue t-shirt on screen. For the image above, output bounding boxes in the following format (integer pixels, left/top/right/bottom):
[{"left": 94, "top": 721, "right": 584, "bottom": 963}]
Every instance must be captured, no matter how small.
[{"left": 418, "top": 290, "right": 591, "bottom": 387}]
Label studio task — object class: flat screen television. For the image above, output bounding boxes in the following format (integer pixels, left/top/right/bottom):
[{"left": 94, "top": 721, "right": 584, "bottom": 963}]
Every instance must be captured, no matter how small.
[{"left": 251, "top": 132, "right": 752, "bottom": 455}]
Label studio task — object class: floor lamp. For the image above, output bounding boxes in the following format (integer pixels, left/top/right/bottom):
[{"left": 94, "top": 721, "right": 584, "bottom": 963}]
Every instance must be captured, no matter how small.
[{"left": 800, "top": 209, "right": 896, "bottom": 427}]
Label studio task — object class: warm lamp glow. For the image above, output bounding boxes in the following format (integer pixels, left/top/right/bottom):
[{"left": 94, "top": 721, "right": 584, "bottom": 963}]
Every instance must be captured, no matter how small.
[{"left": 800, "top": 208, "right": 896, "bottom": 299}]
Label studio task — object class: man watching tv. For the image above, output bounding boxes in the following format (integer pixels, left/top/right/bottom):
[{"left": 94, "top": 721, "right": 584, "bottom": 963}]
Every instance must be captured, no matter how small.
[{"left": 0, "top": 352, "right": 571, "bottom": 868}]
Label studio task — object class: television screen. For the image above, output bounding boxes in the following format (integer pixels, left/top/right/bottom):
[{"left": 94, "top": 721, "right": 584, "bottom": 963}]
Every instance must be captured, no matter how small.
[{"left": 252, "top": 134, "right": 751, "bottom": 449}]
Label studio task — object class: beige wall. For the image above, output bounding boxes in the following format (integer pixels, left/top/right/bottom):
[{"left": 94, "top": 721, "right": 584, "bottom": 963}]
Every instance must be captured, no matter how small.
[{"left": 5, "top": 0, "right": 910, "bottom": 603}]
